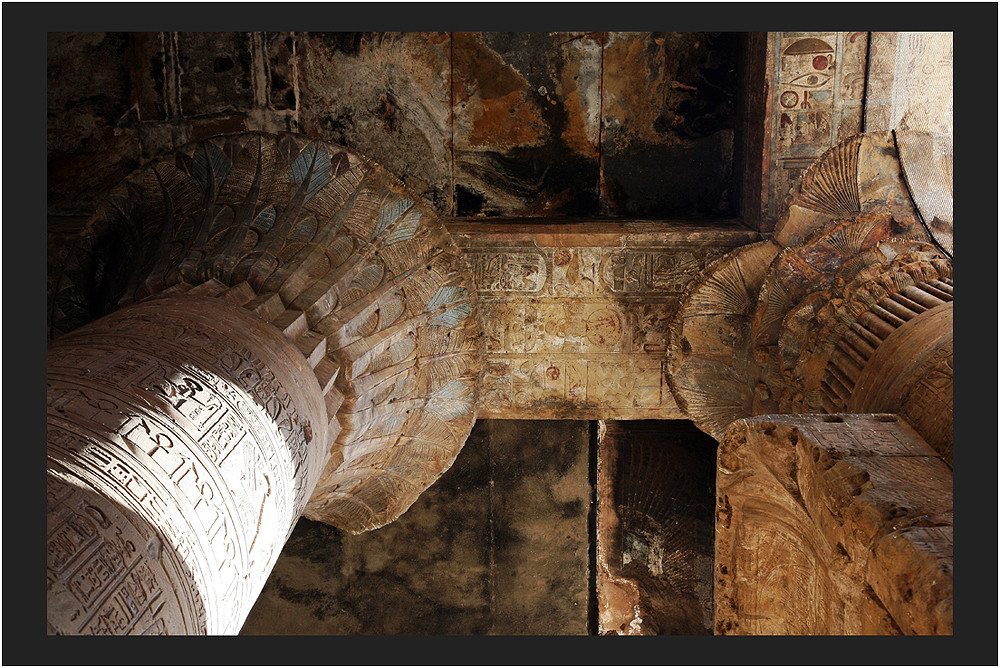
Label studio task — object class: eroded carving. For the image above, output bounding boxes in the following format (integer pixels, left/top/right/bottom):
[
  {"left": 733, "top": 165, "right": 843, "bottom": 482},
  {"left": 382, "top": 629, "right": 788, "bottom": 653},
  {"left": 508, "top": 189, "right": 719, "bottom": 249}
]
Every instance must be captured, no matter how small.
[{"left": 716, "top": 415, "right": 952, "bottom": 635}]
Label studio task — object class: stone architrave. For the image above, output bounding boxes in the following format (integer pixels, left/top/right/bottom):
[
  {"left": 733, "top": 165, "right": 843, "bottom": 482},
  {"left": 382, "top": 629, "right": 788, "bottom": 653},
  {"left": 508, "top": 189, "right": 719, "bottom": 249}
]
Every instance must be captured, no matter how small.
[
  {"left": 446, "top": 219, "right": 757, "bottom": 420},
  {"left": 715, "top": 414, "right": 952, "bottom": 635}
]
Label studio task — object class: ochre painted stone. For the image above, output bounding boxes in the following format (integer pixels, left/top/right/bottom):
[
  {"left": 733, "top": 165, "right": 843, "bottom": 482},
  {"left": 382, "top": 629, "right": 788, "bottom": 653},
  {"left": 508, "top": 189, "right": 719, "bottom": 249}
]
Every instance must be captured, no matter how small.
[
  {"left": 447, "top": 219, "right": 758, "bottom": 420},
  {"left": 715, "top": 414, "right": 952, "bottom": 635}
]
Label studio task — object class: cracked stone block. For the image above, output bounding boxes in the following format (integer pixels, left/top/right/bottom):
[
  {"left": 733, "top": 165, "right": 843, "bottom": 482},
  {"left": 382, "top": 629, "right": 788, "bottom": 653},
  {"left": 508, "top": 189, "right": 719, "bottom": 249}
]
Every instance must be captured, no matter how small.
[{"left": 715, "top": 413, "right": 952, "bottom": 635}]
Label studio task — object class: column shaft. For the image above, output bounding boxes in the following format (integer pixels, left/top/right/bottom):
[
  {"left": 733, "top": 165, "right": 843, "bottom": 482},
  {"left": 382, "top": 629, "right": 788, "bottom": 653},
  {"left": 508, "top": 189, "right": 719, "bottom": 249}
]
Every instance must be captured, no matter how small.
[{"left": 46, "top": 295, "right": 329, "bottom": 634}]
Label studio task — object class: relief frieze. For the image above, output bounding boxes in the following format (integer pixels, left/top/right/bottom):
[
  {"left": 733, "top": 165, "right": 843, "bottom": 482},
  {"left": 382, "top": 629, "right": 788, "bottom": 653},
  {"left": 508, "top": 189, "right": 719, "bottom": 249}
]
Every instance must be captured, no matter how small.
[{"left": 448, "top": 221, "right": 757, "bottom": 419}]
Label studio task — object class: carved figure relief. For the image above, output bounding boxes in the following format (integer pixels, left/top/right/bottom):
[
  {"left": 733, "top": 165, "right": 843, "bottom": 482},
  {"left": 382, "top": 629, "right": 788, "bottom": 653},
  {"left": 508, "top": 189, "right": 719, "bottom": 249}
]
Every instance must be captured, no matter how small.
[{"left": 765, "top": 32, "right": 869, "bottom": 225}]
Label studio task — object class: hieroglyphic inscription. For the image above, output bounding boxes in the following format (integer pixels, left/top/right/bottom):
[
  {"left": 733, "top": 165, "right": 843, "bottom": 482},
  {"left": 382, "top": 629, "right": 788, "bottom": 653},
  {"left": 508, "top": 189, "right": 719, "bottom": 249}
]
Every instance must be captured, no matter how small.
[
  {"left": 46, "top": 476, "right": 182, "bottom": 635},
  {"left": 450, "top": 223, "right": 755, "bottom": 418},
  {"left": 865, "top": 32, "right": 953, "bottom": 136},
  {"left": 47, "top": 297, "right": 327, "bottom": 634},
  {"left": 765, "top": 32, "right": 869, "bottom": 225}
]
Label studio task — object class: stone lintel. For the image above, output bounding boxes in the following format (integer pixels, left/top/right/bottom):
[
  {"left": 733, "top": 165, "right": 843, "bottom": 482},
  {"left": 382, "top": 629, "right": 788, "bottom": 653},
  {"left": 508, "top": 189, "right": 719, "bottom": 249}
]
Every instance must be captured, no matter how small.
[
  {"left": 445, "top": 218, "right": 754, "bottom": 247},
  {"left": 444, "top": 219, "right": 759, "bottom": 420}
]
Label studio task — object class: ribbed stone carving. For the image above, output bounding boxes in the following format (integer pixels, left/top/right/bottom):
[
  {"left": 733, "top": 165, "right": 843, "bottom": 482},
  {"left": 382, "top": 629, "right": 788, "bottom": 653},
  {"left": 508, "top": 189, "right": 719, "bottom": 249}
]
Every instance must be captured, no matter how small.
[{"left": 51, "top": 132, "right": 482, "bottom": 534}]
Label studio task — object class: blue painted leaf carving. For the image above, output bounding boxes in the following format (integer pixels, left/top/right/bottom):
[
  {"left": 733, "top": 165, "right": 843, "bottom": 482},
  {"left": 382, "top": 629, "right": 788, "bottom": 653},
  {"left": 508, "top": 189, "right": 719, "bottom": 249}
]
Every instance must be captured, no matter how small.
[
  {"left": 290, "top": 142, "right": 332, "bottom": 203},
  {"left": 373, "top": 197, "right": 413, "bottom": 239},
  {"left": 386, "top": 209, "right": 422, "bottom": 244},
  {"left": 426, "top": 379, "right": 475, "bottom": 420},
  {"left": 352, "top": 263, "right": 386, "bottom": 292},
  {"left": 427, "top": 286, "right": 467, "bottom": 311},
  {"left": 429, "top": 302, "right": 473, "bottom": 328},
  {"left": 289, "top": 215, "right": 318, "bottom": 242}
]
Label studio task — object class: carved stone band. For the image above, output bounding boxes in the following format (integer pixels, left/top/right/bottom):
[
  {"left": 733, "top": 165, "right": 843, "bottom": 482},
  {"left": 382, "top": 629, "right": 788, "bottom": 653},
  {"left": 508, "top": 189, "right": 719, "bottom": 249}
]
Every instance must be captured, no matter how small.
[{"left": 47, "top": 296, "right": 328, "bottom": 634}]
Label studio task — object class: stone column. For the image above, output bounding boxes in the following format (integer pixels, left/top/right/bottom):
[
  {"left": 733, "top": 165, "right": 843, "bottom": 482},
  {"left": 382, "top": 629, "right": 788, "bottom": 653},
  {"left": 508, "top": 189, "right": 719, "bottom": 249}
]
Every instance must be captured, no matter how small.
[
  {"left": 848, "top": 299, "right": 953, "bottom": 464},
  {"left": 47, "top": 295, "right": 329, "bottom": 634},
  {"left": 666, "top": 131, "right": 953, "bottom": 459},
  {"left": 51, "top": 132, "right": 482, "bottom": 505},
  {"left": 715, "top": 414, "right": 952, "bottom": 635},
  {"left": 47, "top": 132, "right": 483, "bottom": 634},
  {"left": 664, "top": 131, "right": 953, "bottom": 635}
]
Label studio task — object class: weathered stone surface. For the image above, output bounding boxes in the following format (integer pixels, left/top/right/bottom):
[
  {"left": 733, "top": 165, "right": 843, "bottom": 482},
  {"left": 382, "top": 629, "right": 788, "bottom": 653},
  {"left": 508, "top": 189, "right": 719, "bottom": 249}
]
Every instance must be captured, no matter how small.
[
  {"left": 241, "top": 419, "right": 590, "bottom": 635},
  {"left": 760, "top": 32, "right": 869, "bottom": 229},
  {"left": 130, "top": 32, "right": 171, "bottom": 122},
  {"left": 486, "top": 420, "right": 590, "bottom": 634},
  {"left": 666, "top": 239, "right": 780, "bottom": 439},
  {"left": 138, "top": 121, "right": 192, "bottom": 162},
  {"left": 864, "top": 33, "right": 953, "bottom": 137},
  {"left": 47, "top": 32, "right": 141, "bottom": 216},
  {"left": 774, "top": 132, "right": 931, "bottom": 250},
  {"left": 452, "top": 32, "right": 602, "bottom": 217},
  {"left": 600, "top": 32, "right": 738, "bottom": 218},
  {"left": 176, "top": 32, "right": 255, "bottom": 116},
  {"left": 47, "top": 216, "right": 91, "bottom": 339},
  {"left": 296, "top": 32, "right": 454, "bottom": 214},
  {"left": 447, "top": 219, "right": 758, "bottom": 419},
  {"left": 716, "top": 414, "right": 952, "bottom": 635},
  {"left": 265, "top": 32, "right": 298, "bottom": 111},
  {"left": 734, "top": 32, "right": 768, "bottom": 232},
  {"left": 597, "top": 421, "right": 715, "bottom": 635},
  {"left": 47, "top": 31, "right": 754, "bottom": 222}
]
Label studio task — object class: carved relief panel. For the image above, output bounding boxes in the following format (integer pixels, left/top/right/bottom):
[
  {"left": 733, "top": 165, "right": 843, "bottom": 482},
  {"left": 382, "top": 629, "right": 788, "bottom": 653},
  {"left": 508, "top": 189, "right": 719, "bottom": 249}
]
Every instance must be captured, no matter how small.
[
  {"left": 764, "top": 32, "right": 869, "bottom": 227},
  {"left": 449, "top": 222, "right": 757, "bottom": 419}
]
